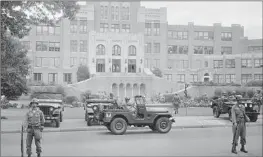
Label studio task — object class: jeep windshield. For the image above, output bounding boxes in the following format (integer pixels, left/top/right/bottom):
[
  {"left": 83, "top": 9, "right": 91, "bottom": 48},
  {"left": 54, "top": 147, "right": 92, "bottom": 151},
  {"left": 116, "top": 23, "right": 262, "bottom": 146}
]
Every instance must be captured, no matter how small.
[
  {"left": 34, "top": 92, "right": 63, "bottom": 100},
  {"left": 135, "top": 97, "right": 146, "bottom": 105},
  {"left": 38, "top": 102, "right": 61, "bottom": 108}
]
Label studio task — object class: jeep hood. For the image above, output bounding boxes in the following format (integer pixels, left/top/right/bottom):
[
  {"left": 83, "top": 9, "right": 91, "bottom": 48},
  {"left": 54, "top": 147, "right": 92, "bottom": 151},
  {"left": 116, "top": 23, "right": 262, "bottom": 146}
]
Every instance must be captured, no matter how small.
[{"left": 38, "top": 99, "right": 62, "bottom": 103}]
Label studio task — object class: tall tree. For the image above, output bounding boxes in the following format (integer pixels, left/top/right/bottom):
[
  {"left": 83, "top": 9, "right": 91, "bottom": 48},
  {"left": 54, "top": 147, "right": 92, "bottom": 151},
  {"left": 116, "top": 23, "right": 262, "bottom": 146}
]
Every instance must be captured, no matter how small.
[
  {"left": 1, "top": 1, "right": 80, "bottom": 99},
  {"left": 77, "top": 65, "right": 91, "bottom": 82}
]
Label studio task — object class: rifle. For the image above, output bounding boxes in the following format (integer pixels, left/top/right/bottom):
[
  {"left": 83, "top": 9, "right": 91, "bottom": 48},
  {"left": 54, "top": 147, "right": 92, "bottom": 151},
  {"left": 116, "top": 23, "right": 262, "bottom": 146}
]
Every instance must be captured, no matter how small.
[{"left": 21, "top": 125, "right": 24, "bottom": 157}]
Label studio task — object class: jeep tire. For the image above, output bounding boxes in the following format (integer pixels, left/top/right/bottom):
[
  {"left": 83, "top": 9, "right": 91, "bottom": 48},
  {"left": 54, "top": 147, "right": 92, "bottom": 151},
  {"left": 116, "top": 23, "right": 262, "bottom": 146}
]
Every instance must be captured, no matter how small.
[
  {"left": 60, "top": 113, "right": 63, "bottom": 122},
  {"left": 213, "top": 106, "right": 220, "bottom": 118},
  {"left": 249, "top": 111, "right": 258, "bottom": 122},
  {"left": 106, "top": 124, "right": 111, "bottom": 132},
  {"left": 155, "top": 117, "right": 172, "bottom": 133},
  {"left": 87, "top": 118, "right": 92, "bottom": 126},
  {"left": 110, "top": 118, "right": 127, "bottom": 135},
  {"left": 55, "top": 119, "right": 60, "bottom": 128}
]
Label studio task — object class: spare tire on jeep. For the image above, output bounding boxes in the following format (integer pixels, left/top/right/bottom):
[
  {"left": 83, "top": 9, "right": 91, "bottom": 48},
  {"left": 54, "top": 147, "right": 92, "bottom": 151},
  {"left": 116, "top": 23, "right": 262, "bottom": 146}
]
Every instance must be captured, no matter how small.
[{"left": 155, "top": 117, "right": 172, "bottom": 133}]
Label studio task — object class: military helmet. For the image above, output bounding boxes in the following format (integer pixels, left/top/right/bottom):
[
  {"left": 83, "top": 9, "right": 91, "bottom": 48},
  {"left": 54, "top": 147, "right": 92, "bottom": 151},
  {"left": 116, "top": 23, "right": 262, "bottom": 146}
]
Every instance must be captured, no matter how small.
[
  {"left": 125, "top": 97, "right": 130, "bottom": 101},
  {"left": 29, "top": 98, "right": 39, "bottom": 106},
  {"left": 236, "top": 95, "right": 242, "bottom": 101}
]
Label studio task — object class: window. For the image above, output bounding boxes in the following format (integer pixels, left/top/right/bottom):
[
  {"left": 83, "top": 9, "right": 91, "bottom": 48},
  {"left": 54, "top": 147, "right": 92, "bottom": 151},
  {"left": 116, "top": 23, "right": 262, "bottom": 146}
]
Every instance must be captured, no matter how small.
[
  {"left": 79, "top": 18, "right": 87, "bottom": 33},
  {"left": 225, "top": 59, "right": 235, "bottom": 68},
  {"left": 100, "top": 23, "right": 108, "bottom": 32},
  {"left": 213, "top": 60, "right": 223, "bottom": 68},
  {"left": 165, "top": 74, "right": 172, "bottom": 81},
  {"left": 178, "top": 46, "right": 188, "bottom": 54},
  {"left": 112, "top": 59, "right": 121, "bottom": 72},
  {"left": 254, "top": 74, "right": 263, "bottom": 81},
  {"left": 70, "top": 57, "right": 77, "bottom": 67},
  {"left": 70, "top": 20, "right": 78, "bottom": 33},
  {"left": 49, "top": 42, "right": 60, "bottom": 51},
  {"left": 194, "top": 31, "right": 214, "bottom": 40},
  {"left": 122, "top": 24, "right": 130, "bottom": 33},
  {"left": 35, "top": 57, "right": 42, "bottom": 67},
  {"left": 248, "top": 46, "right": 263, "bottom": 52},
  {"left": 121, "top": 6, "right": 130, "bottom": 20},
  {"left": 221, "top": 46, "right": 232, "bottom": 55},
  {"left": 153, "top": 43, "right": 160, "bottom": 53},
  {"left": 21, "top": 41, "right": 30, "bottom": 50},
  {"left": 80, "top": 40, "right": 87, "bottom": 52},
  {"left": 168, "top": 31, "right": 188, "bottom": 40},
  {"left": 96, "top": 44, "right": 105, "bottom": 55},
  {"left": 145, "top": 23, "right": 151, "bottom": 36},
  {"left": 64, "top": 73, "right": 72, "bottom": 84},
  {"left": 100, "top": 6, "right": 108, "bottom": 20},
  {"left": 241, "top": 59, "right": 252, "bottom": 68},
  {"left": 195, "top": 60, "right": 201, "bottom": 69},
  {"left": 225, "top": 74, "right": 236, "bottom": 83},
  {"left": 254, "top": 58, "right": 263, "bottom": 68},
  {"left": 205, "top": 61, "right": 208, "bottom": 67},
  {"left": 213, "top": 74, "right": 224, "bottom": 83},
  {"left": 153, "top": 59, "right": 160, "bottom": 68},
  {"left": 145, "top": 43, "right": 151, "bottom": 53},
  {"left": 96, "top": 59, "right": 105, "bottom": 72},
  {"left": 241, "top": 74, "right": 252, "bottom": 84},
  {"left": 38, "top": 57, "right": 59, "bottom": 67},
  {"left": 203, "top": 46, "right": 213, "bottom": 54},
  {"left": 70, "top": 40, "right": 78, "bottom": 52},
  {"left": 128, "top": 45, "right": 136, "bottom": 56},
  {"left": 112, "top": 45, "right": 121, "bottom": 56},
  {"left": 111, "top": 6, "right": 119, "bottom": 20},
  {"left": 48, "top": 73, "right": 58, "bottom": 84},
  {"left": 54, "top": 58, "right": 60, "bottom": 67},
  {"left": 128, "top": 59, "right": 136, "bottom": 73},
  {"left": 33, "top": 73, "right": 42, "bottom": 81},
  {"left": 48, "top": 26, "right": 60, "bottom": 35},
  {"left": 111, "top": 24, "right": 120, "bottom": 32},
  {"left": 80, "top": 58, "right": 87, "bottom": 65},
  {"left": 153, "top": 23, "right": 160, "bottom": 36},
  {"left": 167, "top": 45, "right": 177, "bottom": 54},
  {"left": 36, "top": 25, "right": 48, "bottom": 35},
  {"left": 144, "top": 59, "right": 149, "bottom": 68},
  {"left": 167, "top": 60, "right": 173, "bottom": 69},
  {"left": 36, "top": 41, "right": 48, "bottom": 51},
  {"left": 221, "top": 32, "right": 232, "bottom": 41},
  {"left": 190, "top": 74, "right": 198, "bottom": 83},
  {"left": 177, "top": 74, "right": 185, "bottom": 83},
  {"left": 194, "top": 46, "right": 203, "bottom": 54},
  {"left": 180, "top": 60, "right": 189, "bottom": 69}
]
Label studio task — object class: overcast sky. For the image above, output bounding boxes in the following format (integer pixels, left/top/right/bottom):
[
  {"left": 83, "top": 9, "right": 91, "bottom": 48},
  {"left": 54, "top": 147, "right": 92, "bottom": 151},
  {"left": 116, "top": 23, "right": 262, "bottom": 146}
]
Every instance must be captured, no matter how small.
[{"left": 141, "top": 1, "right": 262, "bottom": 39}]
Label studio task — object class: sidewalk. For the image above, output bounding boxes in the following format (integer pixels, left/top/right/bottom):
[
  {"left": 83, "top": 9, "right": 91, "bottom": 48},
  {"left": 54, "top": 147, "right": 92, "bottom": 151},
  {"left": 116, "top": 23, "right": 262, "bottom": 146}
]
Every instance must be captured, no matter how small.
[{"left": 1, "top": 115, "right": 262, "bottom": 134}]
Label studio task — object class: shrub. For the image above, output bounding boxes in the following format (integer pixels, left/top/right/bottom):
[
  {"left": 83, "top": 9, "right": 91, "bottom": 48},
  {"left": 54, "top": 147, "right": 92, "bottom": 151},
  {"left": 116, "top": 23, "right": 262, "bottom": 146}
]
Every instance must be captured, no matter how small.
[
  {"left": 245, "top": 80, "right": 263, "bottom": 87},
  {"left": 235, "top": 87, "right": 247, "bottom": 97},
  {"left": 81, "top": 90, "right": 92, "bottom": 102},
  {"left": 64, "top": 96, "right": 78, "bottom": 104},
  {"left": 31, "top": 86, "right": 66, "bottom": 99},
  {"left": 247, "top": 89, "right": 254, "bottom": 98},
  {"left": 214, "top": 88, "right": 222, "bottom": 96}
]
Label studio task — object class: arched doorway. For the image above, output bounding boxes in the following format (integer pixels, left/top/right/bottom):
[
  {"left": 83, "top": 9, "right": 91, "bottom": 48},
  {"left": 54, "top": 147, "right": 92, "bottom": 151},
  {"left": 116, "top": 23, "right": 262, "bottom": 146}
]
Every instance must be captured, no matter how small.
[
  {"left": 140, "top": 83, "right": 146, "bottom": 96},
  {"left": 119, "top": 83, "right": 125, "bottom": 100},
  {"left": 204, "top": 73, "right": 210, "bottom": 82},
  {"left": 133, "top": 84, "right": 139, "bottom": 96},
  {"left": 112, "top": 83, "right": 118, "bottom": 97},
  {"left": 126, "top": 83, "right": 132, "bottom": 98}
]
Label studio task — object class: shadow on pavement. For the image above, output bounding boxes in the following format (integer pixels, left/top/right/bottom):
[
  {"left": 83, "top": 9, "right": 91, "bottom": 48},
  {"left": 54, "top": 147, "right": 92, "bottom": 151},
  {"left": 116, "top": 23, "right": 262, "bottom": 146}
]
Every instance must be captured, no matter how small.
[{"left": 97, "top": 130, "right": 160, "bottom": 136}]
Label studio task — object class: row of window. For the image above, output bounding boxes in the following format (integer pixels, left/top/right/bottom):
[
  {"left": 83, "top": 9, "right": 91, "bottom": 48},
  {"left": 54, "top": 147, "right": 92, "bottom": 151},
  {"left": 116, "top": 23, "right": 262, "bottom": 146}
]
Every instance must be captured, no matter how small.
[
  {"left": 164, "top": 73, "right": 263, "bottom": 84},
  {"left": 144, "top": 59, "right": 161, "bottom": 69},
  {"left": 248, "top": 46, "right": 263, "bottom": 52},
  {"left": 95, "top": 45, "right": 136, "bottom": 56},
  {"left": 36, "top": 41, "right": 60, "bottom": 52},
  {"left": 213, "top": 59, "right": 263, "bottom": 68},
  {"left": 100, "top": 23, "right": 131, "bottom": 33},
  {"left": 33, "top": 73, "right": 72, "bottom": 84},
  {"left": 95, "top": 59, "right": 138, "bottom": 73},
  {"left": 167, "top": 46, "right": 232, "bottom": 55},
  {"left": 35, "top": 57, "right": 60, "bottom": 67},
  {"left": 70, "top": 40, "right": 88, "bottom": 52},
  {"left": 36, "top": 25, "right": 60, "bottom": 36},
  {"left": 100, "top": 5, "right": 130, "bottom": 20},
  {"left": 70, "top": 57, "right": 88, "bottom": 67}
]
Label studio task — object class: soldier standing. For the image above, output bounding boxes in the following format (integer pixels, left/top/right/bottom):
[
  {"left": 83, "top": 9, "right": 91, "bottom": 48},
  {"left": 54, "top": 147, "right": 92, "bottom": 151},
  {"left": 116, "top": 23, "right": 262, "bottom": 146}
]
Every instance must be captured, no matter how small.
[
  {"left": 23, "top": 98, "right": 45, "bottom": 157},
  {"left": 231, "top": 95, "right": 249, "bottom": 154},
  {"left": 172, "top": 93, "right": 181, "bottom": 114}
]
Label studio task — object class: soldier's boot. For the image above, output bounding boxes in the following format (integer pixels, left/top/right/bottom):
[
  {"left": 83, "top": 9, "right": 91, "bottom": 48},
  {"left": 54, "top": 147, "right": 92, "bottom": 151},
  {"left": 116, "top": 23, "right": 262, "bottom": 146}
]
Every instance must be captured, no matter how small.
[
  {"left": 231, "top": 145, "right": 237, "bottom": 154},
  {"left": 37, "top": 153, "right": 41, "bottom": 157},
  {"left": 240, "top": 145, "right": 248, "bottom": 153},
  {"left": 27, "top": 155, "right": 31, "bottom": 157}
]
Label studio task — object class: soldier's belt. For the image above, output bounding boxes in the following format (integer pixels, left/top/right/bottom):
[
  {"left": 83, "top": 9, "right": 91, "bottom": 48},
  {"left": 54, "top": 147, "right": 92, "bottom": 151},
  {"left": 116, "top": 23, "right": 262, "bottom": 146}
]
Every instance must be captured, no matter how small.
[{"left": 28, "top": 125, "right": 40, "bottom": 128}]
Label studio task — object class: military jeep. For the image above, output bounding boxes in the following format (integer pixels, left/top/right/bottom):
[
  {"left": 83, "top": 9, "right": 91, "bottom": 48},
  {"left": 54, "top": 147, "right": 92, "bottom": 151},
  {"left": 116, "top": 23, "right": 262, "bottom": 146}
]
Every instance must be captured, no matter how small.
[
  {"left": 35, "top": 92, "right": 64, "bottom": 127},
  {"left": 99, "top": 95, "right": 175, "bottom": 135},
  {"left": 84, "top": 99, "right": 121, "bottom": 126},
  {"left": 211, "top": 96, "right": 259, "bottom": 122}
]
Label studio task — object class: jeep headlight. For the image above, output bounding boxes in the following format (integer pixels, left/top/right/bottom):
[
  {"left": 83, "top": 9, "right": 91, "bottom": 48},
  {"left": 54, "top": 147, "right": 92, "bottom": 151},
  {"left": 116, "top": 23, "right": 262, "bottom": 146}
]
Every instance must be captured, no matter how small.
[
  {"left": 49, "top": 107, "right": 54, "bottom": 111},
  {"left": 249, "top": 104, "right": 252, "bottom": 107},
  {"left": 105, "top": 112, "right": 111, "bottom": 118}
]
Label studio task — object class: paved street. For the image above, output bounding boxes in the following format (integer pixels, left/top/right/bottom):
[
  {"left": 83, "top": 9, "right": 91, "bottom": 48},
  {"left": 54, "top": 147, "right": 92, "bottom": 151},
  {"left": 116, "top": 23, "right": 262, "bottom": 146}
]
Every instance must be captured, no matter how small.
[{"left": 1, "top": 126, "right": 262, "bottom": 156}]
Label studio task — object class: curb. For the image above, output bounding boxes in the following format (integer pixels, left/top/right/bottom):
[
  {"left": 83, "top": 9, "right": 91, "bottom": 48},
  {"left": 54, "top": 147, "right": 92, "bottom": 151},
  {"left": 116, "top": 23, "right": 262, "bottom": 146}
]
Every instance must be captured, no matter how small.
[{"left": 1, "top": 123, "right": 262, "bottom": 134}]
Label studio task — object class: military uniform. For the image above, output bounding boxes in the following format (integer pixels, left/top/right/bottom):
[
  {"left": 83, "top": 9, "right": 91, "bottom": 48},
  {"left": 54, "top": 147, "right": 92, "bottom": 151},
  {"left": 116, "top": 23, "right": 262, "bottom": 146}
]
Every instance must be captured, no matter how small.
[
  {"left": 231, "top": 96, "right": 249, "bottom": 154},
  {"left": 172, "top": 94, "right": 181, "bottom": 114},
  {"left": 24, "top": 99, "right": 45, "bottom": 157}
]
